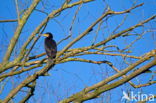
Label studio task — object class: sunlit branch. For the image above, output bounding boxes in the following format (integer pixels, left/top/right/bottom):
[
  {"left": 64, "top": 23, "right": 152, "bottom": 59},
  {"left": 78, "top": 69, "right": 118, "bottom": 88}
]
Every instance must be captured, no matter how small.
[
  {"left": 79, "top": 57, "right": 156, "bottom": 102},
  {"left": 59, "top": 50, "right": 156, "bottom": 102},
  {"left": 2, "top": 0, "right": 41, "bottom": 65},
  {"left": 57, "top": 3, "right": 145, "bottom": 58},
  {"left": 0, "top": 19, "right": 17, "bottom": 23}
]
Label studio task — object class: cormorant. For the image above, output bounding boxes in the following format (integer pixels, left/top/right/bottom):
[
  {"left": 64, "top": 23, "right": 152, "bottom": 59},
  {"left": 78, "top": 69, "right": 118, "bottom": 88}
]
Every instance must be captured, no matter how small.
[{"left": 43, "top": 32, "right": 57, "bottom": 61}]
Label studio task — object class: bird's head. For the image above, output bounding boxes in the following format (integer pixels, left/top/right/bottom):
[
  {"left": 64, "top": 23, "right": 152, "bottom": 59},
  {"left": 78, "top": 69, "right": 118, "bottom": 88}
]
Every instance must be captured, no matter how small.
[{"left": 43, "top": 32, "right": 53, "bottom": 39}]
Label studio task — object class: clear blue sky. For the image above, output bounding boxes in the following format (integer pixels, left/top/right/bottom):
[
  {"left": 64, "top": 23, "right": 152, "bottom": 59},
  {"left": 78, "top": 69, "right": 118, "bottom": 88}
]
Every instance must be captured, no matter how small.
[{"left": 0, "top": 0, "right": 155, "bottom": 103}]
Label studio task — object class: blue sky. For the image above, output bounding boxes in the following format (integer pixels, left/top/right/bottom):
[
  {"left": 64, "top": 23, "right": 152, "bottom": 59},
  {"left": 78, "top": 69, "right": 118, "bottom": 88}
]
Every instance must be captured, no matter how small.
[{"left": 0, "top": 0, "right": 156, "bottom": 103}]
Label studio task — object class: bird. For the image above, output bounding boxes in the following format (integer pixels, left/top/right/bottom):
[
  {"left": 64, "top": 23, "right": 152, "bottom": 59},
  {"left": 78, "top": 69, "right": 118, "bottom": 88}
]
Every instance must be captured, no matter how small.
[{"left": 43, "top": 32, "right": 57, "bottom": 63}]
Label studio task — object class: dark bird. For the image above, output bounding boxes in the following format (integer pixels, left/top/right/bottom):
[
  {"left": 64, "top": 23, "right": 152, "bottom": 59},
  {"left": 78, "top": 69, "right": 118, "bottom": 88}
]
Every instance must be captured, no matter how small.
[{"left": 43, "top": 32, "right": 57, "bottom": 62}]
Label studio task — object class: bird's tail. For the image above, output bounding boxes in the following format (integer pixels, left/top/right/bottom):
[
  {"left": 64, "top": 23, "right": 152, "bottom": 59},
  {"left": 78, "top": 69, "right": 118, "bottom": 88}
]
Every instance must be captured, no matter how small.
[
  {"left": 43, "top": 58, "right": 55, "bottom": 76},
  {"left": 47, "top": 58, "right": 55, "bottom": 68},
  {"left": 47, "top": 58, "right": 54, "bottom": 64}
]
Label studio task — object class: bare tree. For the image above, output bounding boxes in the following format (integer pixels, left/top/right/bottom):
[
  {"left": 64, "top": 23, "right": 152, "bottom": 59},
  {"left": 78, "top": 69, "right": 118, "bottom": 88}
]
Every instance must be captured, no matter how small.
[{"left": 0, "top": 0, "right": 155, "bottom": 103}]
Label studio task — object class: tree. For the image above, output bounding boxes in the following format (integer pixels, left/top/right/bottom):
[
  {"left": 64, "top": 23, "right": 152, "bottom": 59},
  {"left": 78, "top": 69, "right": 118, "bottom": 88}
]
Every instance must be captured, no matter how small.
[{"left": 0, "top": 0, "right": 155, "bottom": 103}]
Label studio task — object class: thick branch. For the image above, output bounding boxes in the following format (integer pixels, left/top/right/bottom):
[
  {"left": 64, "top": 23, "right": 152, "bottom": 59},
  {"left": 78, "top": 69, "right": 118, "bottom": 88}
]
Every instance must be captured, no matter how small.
[
  {"left": 79, "top": 57, "right": 156, "bottom": 102},
  {"left": 59, "top": 50, "right": 156, "bottom": 102},
  {"left": 2, "top": 0, "right": 41, "bottom": 63}
]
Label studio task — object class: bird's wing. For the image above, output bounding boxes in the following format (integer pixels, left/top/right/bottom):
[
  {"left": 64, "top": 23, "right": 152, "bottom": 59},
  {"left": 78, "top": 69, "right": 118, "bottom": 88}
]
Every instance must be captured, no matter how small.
[{"left": 45, "top": 39, "right": 57, "bottom": 59}]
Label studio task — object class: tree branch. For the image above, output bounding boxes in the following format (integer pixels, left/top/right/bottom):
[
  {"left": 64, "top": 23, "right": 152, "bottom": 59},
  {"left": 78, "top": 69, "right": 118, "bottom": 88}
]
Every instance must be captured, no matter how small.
[{"left": 2, "top": 0, "right": 41, "bottom": 63}]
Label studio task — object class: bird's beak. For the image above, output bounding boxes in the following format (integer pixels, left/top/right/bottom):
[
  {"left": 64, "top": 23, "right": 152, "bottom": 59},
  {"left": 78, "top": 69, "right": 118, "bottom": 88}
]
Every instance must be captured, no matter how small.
[{"left": 42, "top": 33, "right": 49, "bottom": 37}]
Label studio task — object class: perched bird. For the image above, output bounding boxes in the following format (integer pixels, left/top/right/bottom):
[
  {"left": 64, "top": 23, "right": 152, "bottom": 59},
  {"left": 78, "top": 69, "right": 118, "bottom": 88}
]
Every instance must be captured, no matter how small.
[{"left": 43, "top": 32, "right": 57, "bottom": 62}]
